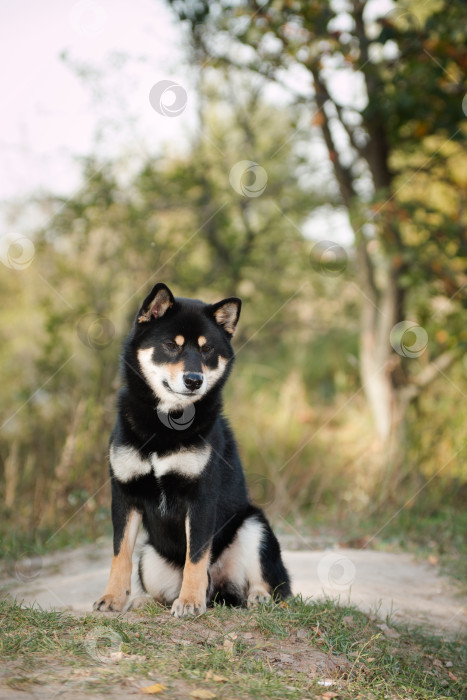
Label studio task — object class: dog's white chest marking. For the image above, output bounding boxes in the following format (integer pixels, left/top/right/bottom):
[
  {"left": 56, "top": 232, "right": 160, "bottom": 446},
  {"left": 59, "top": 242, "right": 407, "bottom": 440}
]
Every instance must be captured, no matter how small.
[
  {"left": 110, "top": 443, "right": 211, "bottom": 482},
  {"left": 150, "top": 444, "right": 211, "bottom": 478},
  {"left": 110, "top": 444, "right": 152, "bottom": 482}
]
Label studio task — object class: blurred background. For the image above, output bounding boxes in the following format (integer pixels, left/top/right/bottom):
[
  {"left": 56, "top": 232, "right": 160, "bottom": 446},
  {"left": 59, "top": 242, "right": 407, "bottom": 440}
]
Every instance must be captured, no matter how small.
[{"left": 1, "top": 0, "right": 466, "bottom": 580}]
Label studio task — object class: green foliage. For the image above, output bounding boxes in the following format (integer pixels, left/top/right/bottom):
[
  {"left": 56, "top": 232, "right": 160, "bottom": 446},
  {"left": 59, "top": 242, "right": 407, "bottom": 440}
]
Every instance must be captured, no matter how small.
[{"left": 168, "top": 0, "right": 467, "bottom": 309}]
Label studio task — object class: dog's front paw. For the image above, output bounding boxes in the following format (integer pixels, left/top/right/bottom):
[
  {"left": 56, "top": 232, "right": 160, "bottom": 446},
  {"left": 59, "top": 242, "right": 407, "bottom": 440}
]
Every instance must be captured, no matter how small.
[
  {"left": 93, "top": 593, "right": 128, "bottom": 612},
  {"left": 247, "top": 587, "right": 271, "bottom": 608},
  {"left": 171, "top": 596, "right": 206, "bottom": 618}
]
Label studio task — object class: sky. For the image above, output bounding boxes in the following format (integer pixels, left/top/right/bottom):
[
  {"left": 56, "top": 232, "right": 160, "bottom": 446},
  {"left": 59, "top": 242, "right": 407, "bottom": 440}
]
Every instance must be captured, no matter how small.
[
  {"left": 0, "top": 0, "right": 192, "bottom": 200},
  {"left": 0, "top": 0, "right": 396, "bottom": 244}
]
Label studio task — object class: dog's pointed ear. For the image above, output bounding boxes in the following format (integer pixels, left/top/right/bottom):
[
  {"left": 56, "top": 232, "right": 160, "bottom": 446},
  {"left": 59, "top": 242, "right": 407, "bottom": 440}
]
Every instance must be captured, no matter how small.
[
  {"left": 210, "top": 297, "right": 242, "bottom": 336},
  {"left": 137, "top": 283, "right": 175, "bottom": 323}
]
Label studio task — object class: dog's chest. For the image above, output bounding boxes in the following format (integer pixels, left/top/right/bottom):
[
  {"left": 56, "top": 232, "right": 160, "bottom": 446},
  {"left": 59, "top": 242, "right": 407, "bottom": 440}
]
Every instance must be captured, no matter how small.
[{"left": 110, "top": 443, "right": 211, "bottom": 482}]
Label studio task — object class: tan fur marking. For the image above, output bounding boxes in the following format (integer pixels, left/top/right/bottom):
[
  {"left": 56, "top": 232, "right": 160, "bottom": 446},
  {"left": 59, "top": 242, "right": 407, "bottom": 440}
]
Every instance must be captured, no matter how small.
[
  {"left": 167, "top": 361, "right": 185, "bottom": 381},
  {"left": 178, "top": 548, "right": 211, "bottom": 601},
  {"left": 214, "top": 302, "right": 238, "bottom": 335},
  {"left": 97, "top": 510, "right": 141, "bottom": 609},
  {"left": 105, "top": 555, "right": 132, "bottom": 598},
  {"left": 178, "top": 517, "right": 210, "bottom": 603},
  {"left": 174, "top": 335, "right": 185, "bottom": 346},
  {"left": 198, "top": 335, "right": 207, "bottom": 347}
]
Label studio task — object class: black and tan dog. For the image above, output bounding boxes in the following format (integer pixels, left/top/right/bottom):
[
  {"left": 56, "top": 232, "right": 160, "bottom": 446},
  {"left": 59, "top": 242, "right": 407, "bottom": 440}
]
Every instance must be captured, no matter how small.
[{"left": 93, "top": 283, "right": 291, "bottom": 617}]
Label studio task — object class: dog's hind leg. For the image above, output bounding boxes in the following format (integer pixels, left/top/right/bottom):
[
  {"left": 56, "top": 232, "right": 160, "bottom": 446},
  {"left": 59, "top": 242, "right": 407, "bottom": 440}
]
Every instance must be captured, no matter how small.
[
  {"left": 256, "top": 516, "right": 292, "bottom": 603},
  {"left": 210, "top": 514, "right": 291, "bottom": 607}
]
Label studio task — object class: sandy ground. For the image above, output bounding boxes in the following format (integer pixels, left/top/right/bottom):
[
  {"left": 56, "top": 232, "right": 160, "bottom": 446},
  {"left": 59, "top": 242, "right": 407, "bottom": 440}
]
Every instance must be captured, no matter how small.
[{"left": 1, "top": 538, "right": 465, "bottom": 637}]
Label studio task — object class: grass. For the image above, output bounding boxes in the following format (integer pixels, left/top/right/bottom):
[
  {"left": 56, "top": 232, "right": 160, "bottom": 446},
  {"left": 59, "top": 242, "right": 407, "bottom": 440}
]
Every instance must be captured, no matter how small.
[
  {"left": 1, "top": 596, "right": 465, "bottom": 699},
  {"left": 0, "top": 523, "right": 112, "bottom": 567}
]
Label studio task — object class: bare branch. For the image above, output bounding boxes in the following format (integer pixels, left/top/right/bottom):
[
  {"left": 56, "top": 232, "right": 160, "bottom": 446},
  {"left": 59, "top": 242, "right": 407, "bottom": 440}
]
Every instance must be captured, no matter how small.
[
  {"left": 350, "top": 0, "right": 392, "bottom": 190},
  {"left": 313, "top": 78, "right": 368, "bottom": 161},
  {"left": 310, "top": 68, "right": 357, "bottom": 206},
  {"left": 404, "top": 348, "right": 463, "bottom": 401}
]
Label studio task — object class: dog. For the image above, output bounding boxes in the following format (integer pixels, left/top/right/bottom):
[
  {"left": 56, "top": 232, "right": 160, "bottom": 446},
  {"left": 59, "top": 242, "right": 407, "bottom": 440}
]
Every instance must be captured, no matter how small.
[{"left": 93, "top": 283, "right": 291, "bottom": 617}]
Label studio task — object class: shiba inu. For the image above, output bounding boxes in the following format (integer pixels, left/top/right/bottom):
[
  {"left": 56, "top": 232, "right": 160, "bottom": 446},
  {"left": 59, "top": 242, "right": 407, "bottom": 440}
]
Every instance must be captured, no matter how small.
[{"left": 93, "top": 283, "right": 291, "bottom": 617}]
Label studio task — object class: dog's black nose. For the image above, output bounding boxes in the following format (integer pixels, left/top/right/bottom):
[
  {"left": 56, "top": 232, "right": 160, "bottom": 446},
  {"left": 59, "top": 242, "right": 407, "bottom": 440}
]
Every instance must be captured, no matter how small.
[{"left": 183, "top": 372, "right": 203, "bottom": 391}]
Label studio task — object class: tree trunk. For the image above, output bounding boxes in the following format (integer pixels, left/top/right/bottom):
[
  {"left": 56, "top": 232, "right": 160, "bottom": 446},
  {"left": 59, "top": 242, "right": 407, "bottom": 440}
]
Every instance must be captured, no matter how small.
[
  {"left": 359, "top": 269, "right": 400, "bottom": 443},
  {"left": 355, "top": 238, "right": 413, "bottom": 500}
]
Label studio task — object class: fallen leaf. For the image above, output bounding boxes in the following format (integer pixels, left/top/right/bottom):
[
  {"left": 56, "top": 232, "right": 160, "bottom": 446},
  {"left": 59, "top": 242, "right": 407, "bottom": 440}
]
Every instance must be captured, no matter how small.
[
  {"left": 322, "top": 692, "right": 339, "bottom": 699},
  {"left": 223, "top": 633, "right": 237, "bottom": 656},
  {"left": 448, "top": 670, "right": 459, "bottom": 681},
  {"left": 223, "top": 639, "right": 234, "bottom": 654},
  {"left": 205, "top": 670, "right": 227, "bottom": 683},
  {"left": 212, "top": 675, "right": 228, "bottom": 683},
  {"left": 140, "top": 683, "right": 167, "bottom": 695},
  {"left": 190, "top": 690, "right": 216, "bottom": 699}
]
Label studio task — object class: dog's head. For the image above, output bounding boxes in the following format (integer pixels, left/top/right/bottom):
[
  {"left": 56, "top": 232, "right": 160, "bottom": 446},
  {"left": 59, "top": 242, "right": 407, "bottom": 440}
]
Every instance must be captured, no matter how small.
[{"left": 129, "top": 283, "right": 241, "bottom": 411}]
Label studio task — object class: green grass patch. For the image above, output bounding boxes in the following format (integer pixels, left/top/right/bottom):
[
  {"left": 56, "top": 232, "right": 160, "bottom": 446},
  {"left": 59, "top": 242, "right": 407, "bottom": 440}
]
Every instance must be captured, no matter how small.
[
  {"left": 1, "top": 596, "right": 465, "bottom": 699},
  {"left": 0, "top": 522, "right": 112, "bottom": 566}
]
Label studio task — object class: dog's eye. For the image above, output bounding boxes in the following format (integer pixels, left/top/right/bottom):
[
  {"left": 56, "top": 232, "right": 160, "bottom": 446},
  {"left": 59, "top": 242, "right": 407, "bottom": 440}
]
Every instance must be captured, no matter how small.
[
  {"left": 164, "top": 341, "right": 178, "bottom": 351},
  {"left": 201, "top": 344, "right": 213, "bottom": 354}
]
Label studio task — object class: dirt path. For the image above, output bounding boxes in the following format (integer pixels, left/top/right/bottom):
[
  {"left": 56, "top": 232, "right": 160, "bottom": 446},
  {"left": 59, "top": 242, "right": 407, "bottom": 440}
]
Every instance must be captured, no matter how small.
[{"left": 2, "top": 538, "right": 465, "bottom": 637}]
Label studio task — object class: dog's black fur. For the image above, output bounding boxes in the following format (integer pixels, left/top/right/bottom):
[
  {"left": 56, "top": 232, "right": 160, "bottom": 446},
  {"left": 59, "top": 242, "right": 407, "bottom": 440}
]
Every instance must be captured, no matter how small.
[{"left": 94, "top": 283, "right": 291, "bottom": 616}]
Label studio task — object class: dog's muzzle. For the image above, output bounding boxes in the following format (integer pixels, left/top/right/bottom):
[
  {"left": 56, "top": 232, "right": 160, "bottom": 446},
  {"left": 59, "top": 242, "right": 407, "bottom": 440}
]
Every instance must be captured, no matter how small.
[{"left": 183, "top": 372, "right": 204, "bottom": 391}]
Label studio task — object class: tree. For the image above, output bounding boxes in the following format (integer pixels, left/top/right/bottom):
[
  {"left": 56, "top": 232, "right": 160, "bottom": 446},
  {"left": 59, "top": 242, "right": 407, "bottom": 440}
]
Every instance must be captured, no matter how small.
[{"left": 167, "top": 0, "right": 467, "bottom": 467}]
